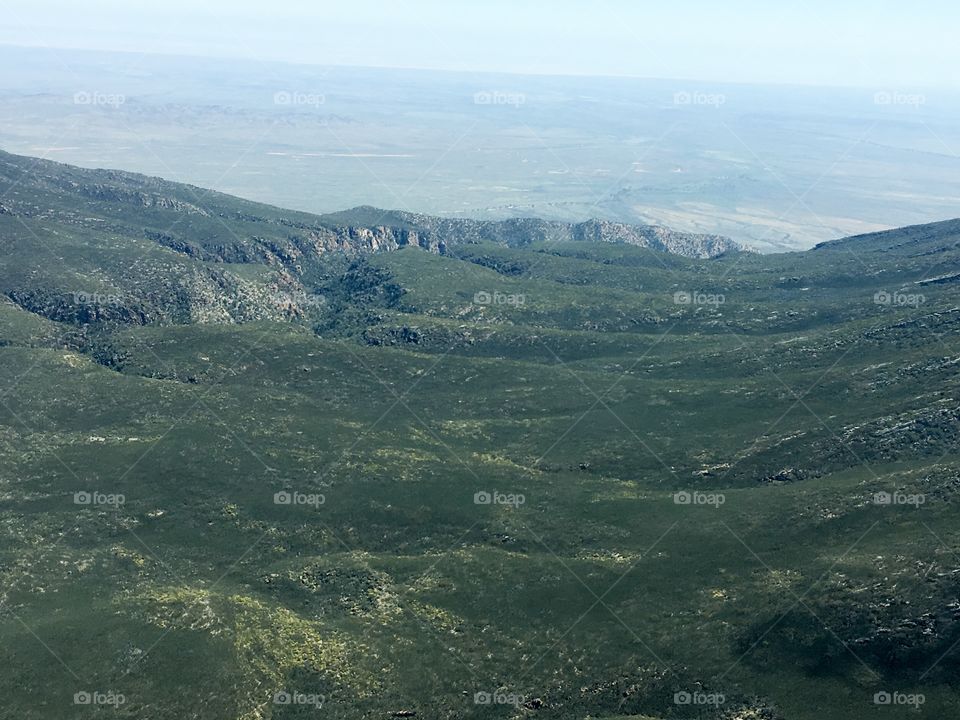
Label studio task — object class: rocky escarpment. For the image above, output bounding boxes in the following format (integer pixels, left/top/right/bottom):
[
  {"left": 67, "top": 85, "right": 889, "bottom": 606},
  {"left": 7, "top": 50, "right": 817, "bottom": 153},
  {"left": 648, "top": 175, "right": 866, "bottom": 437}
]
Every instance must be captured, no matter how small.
[
  {"left": 145, "top": 209, "right": 739, "bottom": 270},
  {"left": 319, "top": 206, "right": 742, "bottom": 259},
  {"left": 3, "top": 265, "right": 308, "bottom": 328},
  {"left": 302, "top": 224, "right": 445, "bottom": 255}
]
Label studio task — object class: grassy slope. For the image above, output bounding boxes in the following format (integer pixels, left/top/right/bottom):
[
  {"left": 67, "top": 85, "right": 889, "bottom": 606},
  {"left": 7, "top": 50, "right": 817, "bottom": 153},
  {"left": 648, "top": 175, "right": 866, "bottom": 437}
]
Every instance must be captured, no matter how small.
[{"left": 0, "top": 152, "right": 959, "bottom": 718}]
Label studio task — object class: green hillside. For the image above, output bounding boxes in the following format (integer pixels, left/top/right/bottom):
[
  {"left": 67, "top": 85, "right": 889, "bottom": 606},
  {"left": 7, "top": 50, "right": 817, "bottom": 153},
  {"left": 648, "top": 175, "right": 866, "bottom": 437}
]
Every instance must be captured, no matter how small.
[{"left": 0, "top": 150, "right": 958, "bottom": 719}]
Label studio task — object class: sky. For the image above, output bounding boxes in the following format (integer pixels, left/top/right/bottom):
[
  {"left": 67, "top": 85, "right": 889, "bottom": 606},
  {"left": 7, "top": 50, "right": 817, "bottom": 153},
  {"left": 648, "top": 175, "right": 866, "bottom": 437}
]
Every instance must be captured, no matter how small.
[{"left": 2, "top": 0, "right": 958, "bottom": 88}]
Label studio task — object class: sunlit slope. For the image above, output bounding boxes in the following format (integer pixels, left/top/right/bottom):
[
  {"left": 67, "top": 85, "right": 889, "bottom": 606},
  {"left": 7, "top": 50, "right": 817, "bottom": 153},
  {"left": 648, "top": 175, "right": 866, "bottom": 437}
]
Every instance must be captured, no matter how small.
[{"left": 0, "top": 151, "right": 959, "bottom": 718}]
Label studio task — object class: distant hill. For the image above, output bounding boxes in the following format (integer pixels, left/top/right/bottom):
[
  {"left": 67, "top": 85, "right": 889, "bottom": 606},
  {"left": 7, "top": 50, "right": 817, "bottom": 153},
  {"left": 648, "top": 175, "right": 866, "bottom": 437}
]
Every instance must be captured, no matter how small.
[
  {"left": 320, "top": 205, "right": 744, "bottom": 258},
  {"left": 0, "top": 148, "right": 743, "bottom": 326}
]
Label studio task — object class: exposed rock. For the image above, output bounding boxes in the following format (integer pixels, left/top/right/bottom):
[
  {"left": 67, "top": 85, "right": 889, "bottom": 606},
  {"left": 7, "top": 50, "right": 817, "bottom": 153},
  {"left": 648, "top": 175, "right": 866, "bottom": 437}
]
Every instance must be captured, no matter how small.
[{"left": 318, "top": 205, "right": 743, "bottom": 259}]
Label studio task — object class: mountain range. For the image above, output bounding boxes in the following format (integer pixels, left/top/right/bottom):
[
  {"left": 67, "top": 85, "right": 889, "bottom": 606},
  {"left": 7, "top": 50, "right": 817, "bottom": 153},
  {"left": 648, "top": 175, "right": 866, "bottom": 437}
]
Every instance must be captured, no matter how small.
[{"left": 1, "top": 148, "right": 959, "bottom": 719}]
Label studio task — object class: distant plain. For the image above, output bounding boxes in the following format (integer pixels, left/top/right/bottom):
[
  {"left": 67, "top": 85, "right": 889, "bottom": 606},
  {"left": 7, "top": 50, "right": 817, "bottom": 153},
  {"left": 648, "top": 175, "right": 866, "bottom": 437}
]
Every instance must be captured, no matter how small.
[{"left": 3, "top": 44, "right": 960, "bottom": 251}]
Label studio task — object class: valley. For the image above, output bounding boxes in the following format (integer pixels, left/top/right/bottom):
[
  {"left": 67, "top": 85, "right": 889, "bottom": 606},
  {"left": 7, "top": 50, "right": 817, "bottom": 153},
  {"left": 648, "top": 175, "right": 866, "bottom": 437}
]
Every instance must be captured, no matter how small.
[{"left": 0, "top": 149, "right": 958, "bottom": 718}]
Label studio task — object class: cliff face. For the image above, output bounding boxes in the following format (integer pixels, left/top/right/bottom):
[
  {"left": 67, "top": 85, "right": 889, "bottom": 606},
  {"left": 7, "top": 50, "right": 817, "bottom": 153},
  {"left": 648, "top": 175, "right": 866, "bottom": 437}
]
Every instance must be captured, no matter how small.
[
  {"left": 318, "top": 206, "right": 742, "bottom": 259},
  {"left": 128, "top": 209, "right": 741, "bottom": 271},
  {"left": 303, "top": 225, "right": 445, "bottom": 255}
]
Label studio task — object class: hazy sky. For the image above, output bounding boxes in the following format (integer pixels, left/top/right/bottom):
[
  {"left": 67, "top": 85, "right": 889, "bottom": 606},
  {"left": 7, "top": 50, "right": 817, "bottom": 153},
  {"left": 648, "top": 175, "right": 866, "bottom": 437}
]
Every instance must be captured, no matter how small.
[{"left": 3, "top": 0, "right": 957, "bottom": 87}]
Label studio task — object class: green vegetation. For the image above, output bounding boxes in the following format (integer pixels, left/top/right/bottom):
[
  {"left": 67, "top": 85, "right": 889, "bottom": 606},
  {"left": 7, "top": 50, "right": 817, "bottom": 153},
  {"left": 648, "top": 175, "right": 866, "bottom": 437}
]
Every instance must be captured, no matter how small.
[{"left": 0, "top": 150, "right": 958, "bottom": 718}]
